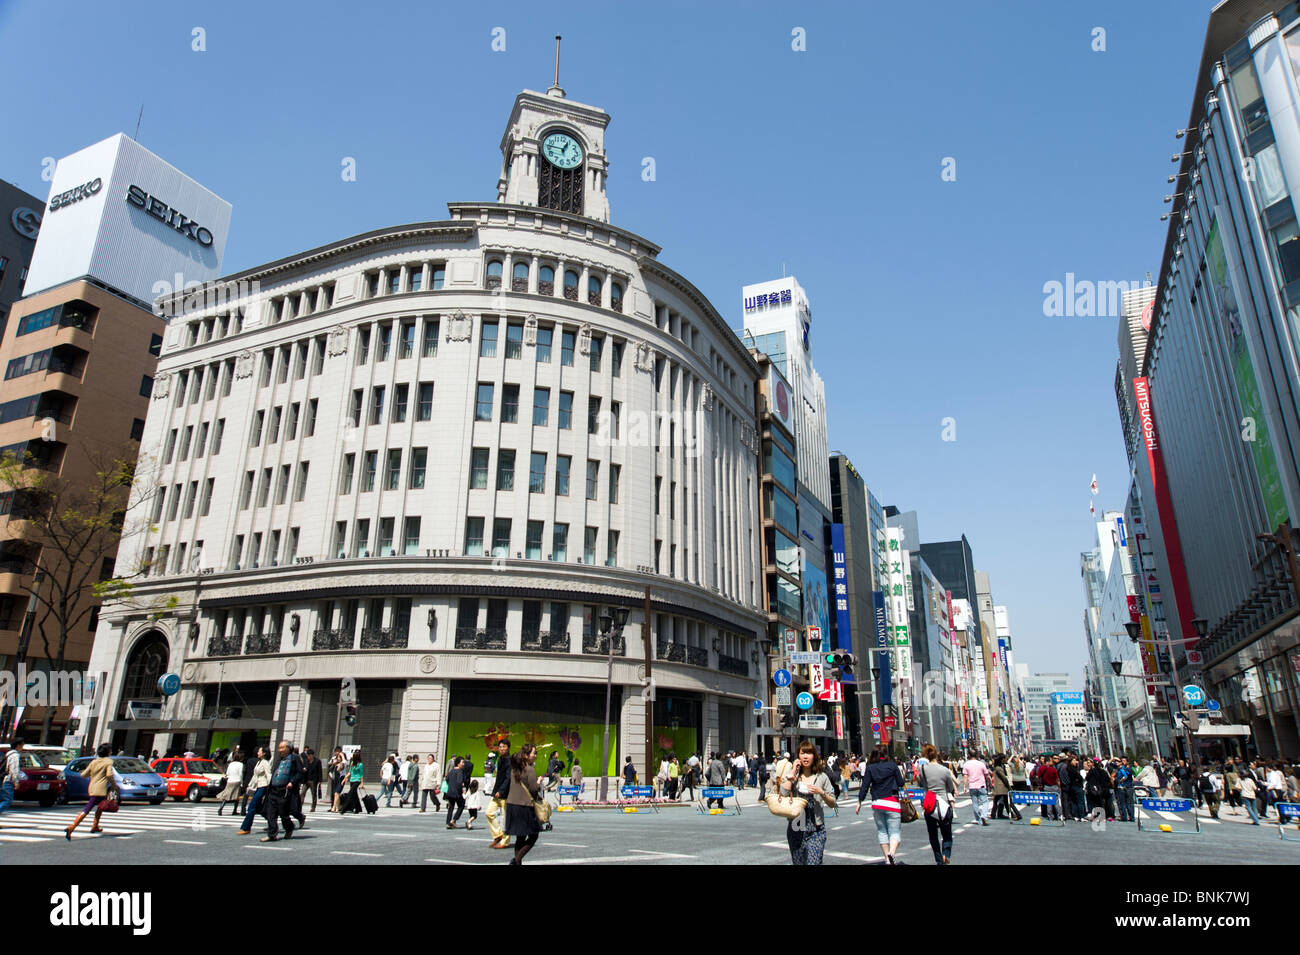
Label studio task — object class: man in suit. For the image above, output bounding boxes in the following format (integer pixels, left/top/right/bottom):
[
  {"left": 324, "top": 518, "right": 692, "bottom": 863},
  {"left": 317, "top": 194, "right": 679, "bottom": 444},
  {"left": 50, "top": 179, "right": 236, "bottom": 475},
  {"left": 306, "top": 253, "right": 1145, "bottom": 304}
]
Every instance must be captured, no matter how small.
[{"left": 262, "top": 739, "right": 306, "bottom": 842}]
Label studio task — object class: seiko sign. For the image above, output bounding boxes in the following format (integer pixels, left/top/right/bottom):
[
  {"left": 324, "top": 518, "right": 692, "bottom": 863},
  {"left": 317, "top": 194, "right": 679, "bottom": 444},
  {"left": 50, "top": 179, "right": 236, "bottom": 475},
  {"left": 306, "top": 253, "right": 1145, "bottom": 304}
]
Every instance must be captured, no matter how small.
[
  {"left": 48, "top": 177, "right": 102, "bottom": 212},
  {"left": 125, "top": 184, "right": 214, "bottom": 247}
]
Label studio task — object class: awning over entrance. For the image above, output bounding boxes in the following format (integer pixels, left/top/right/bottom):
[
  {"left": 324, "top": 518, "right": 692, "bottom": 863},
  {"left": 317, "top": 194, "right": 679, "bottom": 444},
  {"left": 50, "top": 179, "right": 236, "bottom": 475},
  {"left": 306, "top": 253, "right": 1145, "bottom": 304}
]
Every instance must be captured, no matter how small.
[
  {"left": 106, "top": 719, "right": 278, "bottom": 732},
  {"left": 1193, "top": 724, "right": 1253, "bottom": 737}
]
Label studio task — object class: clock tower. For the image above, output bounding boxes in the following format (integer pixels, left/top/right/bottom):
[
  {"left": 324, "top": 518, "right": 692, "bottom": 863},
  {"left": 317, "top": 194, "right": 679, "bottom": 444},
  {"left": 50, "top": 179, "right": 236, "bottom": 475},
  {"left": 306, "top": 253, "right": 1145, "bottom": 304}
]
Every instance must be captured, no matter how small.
[{"left": 497, "top": 78, "right": 611, "bottom": 222}]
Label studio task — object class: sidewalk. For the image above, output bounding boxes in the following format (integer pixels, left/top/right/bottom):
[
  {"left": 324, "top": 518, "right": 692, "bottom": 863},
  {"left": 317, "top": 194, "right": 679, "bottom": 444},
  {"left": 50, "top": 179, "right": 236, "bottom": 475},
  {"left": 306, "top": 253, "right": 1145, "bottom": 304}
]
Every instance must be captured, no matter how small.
[{"left": 557, "top": 779, "right": 861, "bottom": 809}]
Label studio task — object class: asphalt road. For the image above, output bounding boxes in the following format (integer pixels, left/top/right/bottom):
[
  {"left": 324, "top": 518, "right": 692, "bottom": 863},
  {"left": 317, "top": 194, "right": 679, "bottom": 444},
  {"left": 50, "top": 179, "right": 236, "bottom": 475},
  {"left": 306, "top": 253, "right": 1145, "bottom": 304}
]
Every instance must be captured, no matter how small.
[{"left": 3, "top": 794, "right": 1298, "bottom": 865}]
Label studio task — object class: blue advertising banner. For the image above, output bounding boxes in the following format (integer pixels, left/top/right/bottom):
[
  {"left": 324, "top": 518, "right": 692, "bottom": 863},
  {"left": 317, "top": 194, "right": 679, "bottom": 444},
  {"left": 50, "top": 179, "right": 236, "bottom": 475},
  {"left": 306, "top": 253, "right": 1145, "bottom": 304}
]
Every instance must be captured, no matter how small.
[
  {"left": 873, "top": 590, "right": 892, "bottom": 706},
  {"left": 830, "top": 524, "right": 854, "bottom": 682}
]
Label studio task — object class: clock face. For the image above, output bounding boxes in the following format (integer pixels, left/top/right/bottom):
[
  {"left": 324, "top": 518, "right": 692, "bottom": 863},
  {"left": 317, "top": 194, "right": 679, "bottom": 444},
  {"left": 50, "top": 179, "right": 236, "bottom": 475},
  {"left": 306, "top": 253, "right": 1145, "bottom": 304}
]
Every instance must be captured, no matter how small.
[{"left": 542, "top": 132, "right": 584, "bottom": 170}]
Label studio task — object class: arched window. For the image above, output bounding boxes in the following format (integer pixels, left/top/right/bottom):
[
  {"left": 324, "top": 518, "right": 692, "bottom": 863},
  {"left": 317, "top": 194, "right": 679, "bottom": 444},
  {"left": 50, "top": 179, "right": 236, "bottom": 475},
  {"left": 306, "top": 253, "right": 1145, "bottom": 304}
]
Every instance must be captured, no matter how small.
[
  {"left": 610, "top": 281, "right": 624, "bottom": 313},
  {"left": 539, "top": 266, "right": 555, "bottom": 295},
  {"left": 512, "top": 261, "right": 529, "bottom": 292},
  {"left": 486, "top": 260, "right": 503, "bottom": 290},
  {"left": 588, "top": 275, "right": 603, "bottom": 307},
  {"left": 563, "top": 270, "right": 579, "bottom": 301},
  {"left": 118, "top": 630, "right": 169, "bottom": 719}
]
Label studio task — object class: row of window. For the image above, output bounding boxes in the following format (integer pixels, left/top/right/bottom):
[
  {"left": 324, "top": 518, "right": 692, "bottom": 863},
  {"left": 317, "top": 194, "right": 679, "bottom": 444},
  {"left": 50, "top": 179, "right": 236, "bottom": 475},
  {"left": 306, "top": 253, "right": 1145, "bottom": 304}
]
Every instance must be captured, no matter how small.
[
  {"left": 346, "top": 383, "right": 435, "bottom": 427},
  {"left": 237, "top": 462, "right": 312, "bottom": 509},
  {"left": 466, "top": 447, "right": 620, "bottom": 500},
  {"left": 473, "top": 382, "right": 617, "bottom": 434},
  {"left": 338, "top": 448, "right": 429, "bottom": 493},
  {"left": 15, "top": 301, "right": 97, "bottom": 338},
  {"left": 483, "top": 259, "right": 625, "bottom": 312},
  {"left": 255, "top": 335, "right": 329, "bottom": 389},
  {"left": 181, "top": 309, "right": 247, "bottom": 348},
  {"left": 461, "top": 517, "right": 618, "bottom": 566},
  {"left": 248, "top": 400, "right": 319, "bottom": 447},
  {"left": 355, "top": 317, "right": 438, "bottom": 364},
  {"left": 329, "top": 516, "right": 425, "bottom": 559},
  {"left": 151, "top": 478, "right": 217, "bottom": 523},
  {"left": 163, "top": 419, "right": 226, "bottom": 464},
  {"left": 363, "top": 262, "right": 447, "bottom": 298}
]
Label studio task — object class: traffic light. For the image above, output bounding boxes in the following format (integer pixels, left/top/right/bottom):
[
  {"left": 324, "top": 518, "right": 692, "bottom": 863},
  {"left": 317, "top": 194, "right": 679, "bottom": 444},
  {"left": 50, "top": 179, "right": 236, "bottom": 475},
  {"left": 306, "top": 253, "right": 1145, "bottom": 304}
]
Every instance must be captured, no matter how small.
[
  {"left": 345, "top": 704, "right": 358, "bottom": 727},
  {"left": 826, "top": 649, "right": 853, "bottom": 681},
  {"left": 779, "top": 712, "right": 792, "bottom": 729},
  {"left": 843, "top": 653, "right": 856, "bottom": 678}
]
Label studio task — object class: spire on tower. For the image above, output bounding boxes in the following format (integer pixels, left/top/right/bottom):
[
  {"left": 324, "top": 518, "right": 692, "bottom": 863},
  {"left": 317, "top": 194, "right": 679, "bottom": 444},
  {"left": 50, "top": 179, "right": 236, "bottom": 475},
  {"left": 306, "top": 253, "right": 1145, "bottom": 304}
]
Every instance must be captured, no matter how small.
[{"left": 547, "top": 35, "right": 565, "bottom": 98}]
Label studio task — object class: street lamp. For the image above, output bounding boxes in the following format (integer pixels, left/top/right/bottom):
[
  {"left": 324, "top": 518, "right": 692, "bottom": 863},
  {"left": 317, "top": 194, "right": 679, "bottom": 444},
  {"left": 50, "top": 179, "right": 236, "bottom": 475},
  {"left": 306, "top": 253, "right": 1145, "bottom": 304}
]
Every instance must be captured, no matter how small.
[{"left": 597, "top": 606, "right": 629, "bottom": 802}]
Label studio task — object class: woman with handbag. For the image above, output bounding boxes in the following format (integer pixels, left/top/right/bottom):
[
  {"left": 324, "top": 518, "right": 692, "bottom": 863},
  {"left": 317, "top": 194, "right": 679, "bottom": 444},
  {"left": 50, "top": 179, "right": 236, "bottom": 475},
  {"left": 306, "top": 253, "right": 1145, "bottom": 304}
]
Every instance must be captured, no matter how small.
[
  {"left": 216, "top": 748, "right": 244, "bottom": 816},
  {"left": 65, "top": 744, "right": 118, "bottom": 839},
  {"left": 990, "top": 755, "right": 1012, "bottom": 820},
  {"left": 918, "top": 744, "right": 957, "bottom": 865},
  {"left": 504, "top": 743, "right": 542, "bottom": 865},
  {"left": 856, "top": 747, "right": 905, "bottom": 864},
  {"left": 778, "top": 740, "right": 836, "bottom": 865}
]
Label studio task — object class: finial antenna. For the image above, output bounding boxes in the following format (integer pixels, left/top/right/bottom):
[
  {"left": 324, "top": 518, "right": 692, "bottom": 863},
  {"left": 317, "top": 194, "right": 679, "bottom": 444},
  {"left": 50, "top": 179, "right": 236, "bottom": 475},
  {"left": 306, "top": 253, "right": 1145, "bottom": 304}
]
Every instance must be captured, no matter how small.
[
  {"left": 554, "top": 35, "right": 562, "bottom": 88},
  {"left": 134, "top": 104, "right": 143, "bottom": 142}
]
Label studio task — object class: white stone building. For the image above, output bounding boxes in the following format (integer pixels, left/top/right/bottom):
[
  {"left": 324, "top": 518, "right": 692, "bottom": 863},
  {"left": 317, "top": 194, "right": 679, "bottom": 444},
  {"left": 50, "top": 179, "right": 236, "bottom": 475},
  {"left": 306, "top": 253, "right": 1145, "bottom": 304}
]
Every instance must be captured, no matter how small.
[{"left": 82, "top": 84, "right": 767, "bottom": 780}]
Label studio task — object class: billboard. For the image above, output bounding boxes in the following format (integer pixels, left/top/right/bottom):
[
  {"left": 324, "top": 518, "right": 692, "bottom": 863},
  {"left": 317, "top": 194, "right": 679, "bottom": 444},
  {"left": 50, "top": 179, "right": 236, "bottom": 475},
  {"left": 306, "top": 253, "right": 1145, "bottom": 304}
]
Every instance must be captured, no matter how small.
[
  {"left": 873, "top": 591, "right": 892, "bottom": 706},
  {"left": 801, "top": 553, "right": 829, "bottom": 638},
  {"left": 1051, "top": 692, "right": 1084, "bottom": 705},
  {"left": 829, "top": 523, "right": 854, "bottom": 682}
]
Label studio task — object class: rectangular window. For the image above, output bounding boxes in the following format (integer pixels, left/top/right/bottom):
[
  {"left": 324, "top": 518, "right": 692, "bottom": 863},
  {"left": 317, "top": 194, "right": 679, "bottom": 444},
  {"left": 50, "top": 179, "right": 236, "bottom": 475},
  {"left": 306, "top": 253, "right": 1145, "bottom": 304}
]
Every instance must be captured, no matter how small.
[
  {"left": 584, "top": 526, "right": 597, "bottom": 565},
  {"left": 606, "top": 530, "right": 619, "bottom": 567},
  {"left": 388, "top": 271, "right": 401, "bottom": 295},
  {"left": 475, "top": 383, "right": 494, "bottom": 421},
  {"left": 378, "top": 517, "right": 395, "bottom": 556},
  {"left": 152, "top": 486, "right": 166, "bottom": 522},
  {"left": 558, "top": 391, "right": 573, "bottom": 430},
  {"left": 305, "top": 398, "right": 318, "bottom": 437},
  {"left": 140, "top": 374, "right": 154, "bottom": 398},
  {"left": 655, "top": 476, "right": 661, "bottom": 515},
  {"left": 385, "top": 449, "right": 402, "bottom": 490},
  {"left": 239, "top": 471, "right": 254, "bottom": 510},
  {"left": 340, "top": 454, "right": 356, "bottom": 493},
  {"left": 536, "top": 327, "right": 553, "bottom": 362},
  {"left": 268, "top": 530, "right": 281, "bottom": 566},
  {"left": 533, "top": 387, "right": 550, "bottom": 426},
  {"left": 377, "top": 323, "right": 392, "bottom": 361},
  {"left": 530, "top": 452, "right": 547, "bottom": 493},
  {"left": 349, "top": 389, "right": 363, "bottom": 427},
  {"left": 356, "top": 327, "right": 371, "bottom": 365},
  {"left": 586, "top": 460, "right": 599, "bottom": 500},
  {"left": 403, "top": 517, "right": 421, "bottom": 555},
  {"left": 275, "top": 464, "right": 290, "bottom": 504},
  {"left": 286, "top": 402, "right": 300, "bottom": 440},
  {"left": 417, "top": 382, "right": 433, "bottom": 420},
  {"left": 464, "top": 517, "right": 485, "bottom": 556},
  {"left": 611, "top": 401, "right": 621, "bottom": 439},
  {"left": 294, "top": 462, "right": 309, "bottom": 501},
  {"left": 205, "top": 365, "right": 218, "bottom": 400},
  {"left": 556, "top": 455, "right": 571, "bottom": 496},
  {"left": 470, "top": 448, "right": 489, "bottom": 489},
  {"left": 149, "top": 333, "right": 163, "bottom": 357},
  {"left": 491, "top": 519, "right": 511, "bottom": 557},
  {"left": 200, "top": 478, "right": 214, "bottom": 516},
  {"left": 399, "top": 321, "right": 416, "bottom": 359},
  {"left": 432, "top": 266, "right": 446, "bottom": 290},
  {"left": 480, "top": 321, "right": 498, "bottom": 358},
  {"left": 609, "top": 463, "right": 621, "bottom": 503},
  {"left": 392, "top": 383, "right": 408, "bottom": 422},
  {"left": 230, "top": 536, "right": 243, "bottom": 571},
  {"left": 183, "top": 481, "right": 197, "bottom": 519},
  {"left": 333, "top": 521, "right": 347, "bottom": 559},
  {"left": 256, "top": 467, "right": 272, "bottom": 507},
  {"left": 250, "top": 410, "right": 264, "bottom": 447},
  {"left": 220, "top": 359, "right": 234, "bottom": 397},
  {"left": 369, "top": 386, "right": 385, "bottom": 425},
  {"left": 561, "top": 330, "right": 575, "bottom": 366},
  {"left": 276, "top": 346, "right": 290, "bottom": 383},
  {"left": 313, "top": 337, "right": 326, "bottom": 375},
  {"left": 612, "top": 341, "right": 624, "bottom": 377},
  {"left": 502, "top": 384, "right": 519, "bottom": 423},
  {"left": 174, "top": 371, "right": 188, "bottom": 407},
  {"left": 526, "top": 521, "right": 544, "bottom": 560},
  {"left": 163, "top": 429, "right": 177, "bottom": 464},
  {"left": 497, "top": 449, "right": 515, "bottom": 491},
  {"left": 362, "top": 451, "right": 378, "bottom": 492},
  {"left": 354, "top": 519, "right": 371, "bottom": 557},
  {"left": 587, "top": 396, "right": 601, "bottom": 435},
  {"left": 259, "top": 351, "right": 272, "bottom": 387},
  {"left": 409, "top": 447, "right": 427, "bottom": 489},
  {"left": 287, "top": 527, "right": 300, "bottom": 563},
  {"left": 590, "top": 336, "right": 602, "bottom": 372},
  {"left": 130, "top": 418, "right": 146, "bottom": 442},
  {"left": 422, "top": 318, "right": 439, "bottom": 357},
  {"left": 268, "top": 406, "right": 282, "bottom": 443},
  {"left": 505, "top": 323, "right": 523, "bottom": 359},
  {"left": 552, "top": 523, "right": 568, "bottom": 562},
  {"left": 294, "top": 342, "right": 308, "bottom": 380},
  {"left": 212, "top": 419, "right": 225, "bottom": 454},
  {"left": 166, "top": 485, "right": 183, "bottom": 521},
  {"left": 550, "top": 602, "right": 568, "bottom": 634}
]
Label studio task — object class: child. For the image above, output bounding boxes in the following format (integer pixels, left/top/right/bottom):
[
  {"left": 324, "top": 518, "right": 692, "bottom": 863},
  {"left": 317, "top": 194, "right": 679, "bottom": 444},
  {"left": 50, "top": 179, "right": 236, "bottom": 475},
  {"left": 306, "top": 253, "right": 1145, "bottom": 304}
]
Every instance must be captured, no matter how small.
[{"left": 465, "top": 778, "right": 483, "bottom": 830}]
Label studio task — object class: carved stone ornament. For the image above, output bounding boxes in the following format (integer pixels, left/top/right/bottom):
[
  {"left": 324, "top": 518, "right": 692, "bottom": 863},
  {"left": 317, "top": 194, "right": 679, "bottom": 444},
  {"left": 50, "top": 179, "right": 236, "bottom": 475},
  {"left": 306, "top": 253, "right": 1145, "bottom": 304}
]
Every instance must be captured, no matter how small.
[
  {"left": 524, "top": 314, "right": 538, "bottom": 346},
  {"left": 326, "top": 325, "right": 350, "bottom": 357},
  {"left": 577, "top": 324, "right": 593, "bottom": 356},
  {"left": 446, "top": 310, "right": 472, "bottom": 342},
  {"left": 284, "top": 658, "right": 298, "bottom": 676},
  {"left": 635, "top": 342, "right": 655, "bottom": 373},
  {"left": 418, "top": 654, "right": 437, "bottom": 674},
  {"left": 150, "top": 373, "right": 169, "bottom": 400},
  {"left": 701, "top": 384, "right": 714, "bottom": 412},
  {"left": 233, "top": 350, "right": 255, "bottom": 379},
  {"left": 182, "top": 662, "right": 197, "bottom": 681}
]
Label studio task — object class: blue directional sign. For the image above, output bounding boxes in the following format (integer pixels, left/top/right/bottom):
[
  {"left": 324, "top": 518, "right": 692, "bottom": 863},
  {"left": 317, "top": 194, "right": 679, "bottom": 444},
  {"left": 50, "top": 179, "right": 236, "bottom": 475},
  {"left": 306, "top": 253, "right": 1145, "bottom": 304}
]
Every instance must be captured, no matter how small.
[
  {"left": 157, "top": 673, "right": 181, "bottom": 697},
  {"left": 752, "top": 699, "right": 764, "bottom": 713},
  {"left": 1141, "top": 797, "right": 1194, "bottom": 813},
  {"left": 773, "top": 669, "right": 792, "bottom": 688},
  {"left": 1206, "top": 699, "right": 1221, "bottom": 712},
  {"left": 557, "top": 785, "right": 582, "bottom": 797},
  {"left": 1182, "top": 685, "right": 1205, "bottom": 707},
  {"left": 701, "top": 787, "right": 735, "bottom": 800},
  {"left": 1011, "top": 791, "right": 1060, "bottom": 806},
  {"left": 795, "top": 691, "right": 814, "bottom": 711}
]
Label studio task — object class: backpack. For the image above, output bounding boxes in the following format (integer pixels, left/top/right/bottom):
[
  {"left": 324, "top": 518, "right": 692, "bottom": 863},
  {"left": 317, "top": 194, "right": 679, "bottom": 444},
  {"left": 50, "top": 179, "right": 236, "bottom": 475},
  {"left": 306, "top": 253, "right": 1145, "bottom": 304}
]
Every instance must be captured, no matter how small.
[{"left": 1198, "top": 774, "right": 1215, "bottom": 794}]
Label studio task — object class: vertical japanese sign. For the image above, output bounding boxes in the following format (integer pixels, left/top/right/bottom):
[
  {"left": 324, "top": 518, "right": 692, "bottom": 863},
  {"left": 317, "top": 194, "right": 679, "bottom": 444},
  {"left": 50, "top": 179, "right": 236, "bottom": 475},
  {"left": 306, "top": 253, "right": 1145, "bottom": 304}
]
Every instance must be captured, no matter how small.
[
  {"left": 873, "top": 591, "right": 892, "bottom": 706},
  {"left": 886, "top": 527, "right": 913, "bottom": 734},
  {"left": 830, "top": 524, "right": 854, "bottom": 682}
]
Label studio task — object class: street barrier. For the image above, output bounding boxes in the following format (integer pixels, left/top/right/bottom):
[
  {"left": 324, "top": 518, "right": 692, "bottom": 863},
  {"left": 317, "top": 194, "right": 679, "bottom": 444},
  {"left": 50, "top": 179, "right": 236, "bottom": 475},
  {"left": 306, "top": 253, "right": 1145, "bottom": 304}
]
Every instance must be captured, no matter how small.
[
  {"left": 1010, "top": 791, "right": 1064, "bottom": 827},
  {"left": 619, "top": 785, "right": 659, "bottom": 813},
  {"left": 1276, "top": 802, "right": 1300, "bottom": 841},
  {"left": 1136, "top": 797, "right": 1200, "bottom": 834},
  {"left": 555, "top": 784, "right": 584, "bottom": 811},
  {"left": 696, "top": 786, "right": 741, "bottom": 816}
]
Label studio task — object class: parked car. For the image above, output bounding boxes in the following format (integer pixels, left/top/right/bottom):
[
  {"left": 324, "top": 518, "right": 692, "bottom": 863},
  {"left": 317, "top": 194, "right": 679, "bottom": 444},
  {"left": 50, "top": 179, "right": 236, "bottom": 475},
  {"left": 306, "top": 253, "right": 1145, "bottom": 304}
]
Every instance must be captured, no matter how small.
[
  {"left": 64, "top": 756, "right": 166, "bottom": 805},
  {"left": 22, "top": 746, "right": 75, "bottom": 772},
  {"left": 0, "top": 747, "right": 66, "bottom": 807},
  {"left": 149, "top": 757, "right": 224, "bottom": 802}
]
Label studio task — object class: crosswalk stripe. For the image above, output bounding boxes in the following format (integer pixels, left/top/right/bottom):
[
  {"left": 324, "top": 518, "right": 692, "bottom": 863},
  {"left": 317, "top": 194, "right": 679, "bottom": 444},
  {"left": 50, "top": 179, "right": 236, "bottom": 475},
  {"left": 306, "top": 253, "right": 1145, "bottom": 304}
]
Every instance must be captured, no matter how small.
[{"left": 0, "top": 834, "right": 48, "bottom": 842}]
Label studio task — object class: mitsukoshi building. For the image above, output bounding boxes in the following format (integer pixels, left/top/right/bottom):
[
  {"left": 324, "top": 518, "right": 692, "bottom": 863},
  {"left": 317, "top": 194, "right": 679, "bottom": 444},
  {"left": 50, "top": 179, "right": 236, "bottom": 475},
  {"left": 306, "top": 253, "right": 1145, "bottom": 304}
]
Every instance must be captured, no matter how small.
[{"left": 83, "top": 79, "right": 767, "bottom": 774}]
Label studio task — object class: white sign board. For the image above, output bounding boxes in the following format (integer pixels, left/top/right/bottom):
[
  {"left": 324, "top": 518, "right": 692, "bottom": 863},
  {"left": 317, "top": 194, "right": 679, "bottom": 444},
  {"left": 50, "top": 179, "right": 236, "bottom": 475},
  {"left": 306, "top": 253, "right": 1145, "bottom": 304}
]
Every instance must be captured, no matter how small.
[
  {"left": 775, "top": 686, "right": 792, "bottom": 706},
  {"left": 810, "top": 662, "right": 825, "bottom": 694},
  {"left": 789, "top": 651, "right": 821, "bottom": 664},
  {"left": 798, "top": 715, "right": 828, "bottom": 730}
]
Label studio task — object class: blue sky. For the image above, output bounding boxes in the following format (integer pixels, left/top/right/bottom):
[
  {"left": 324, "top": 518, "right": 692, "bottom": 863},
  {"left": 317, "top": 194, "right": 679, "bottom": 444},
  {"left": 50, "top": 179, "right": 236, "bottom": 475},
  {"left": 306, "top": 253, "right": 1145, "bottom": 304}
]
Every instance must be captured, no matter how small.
[{"left": 0, "top": 0, "right": 1215, "bottom": 683}]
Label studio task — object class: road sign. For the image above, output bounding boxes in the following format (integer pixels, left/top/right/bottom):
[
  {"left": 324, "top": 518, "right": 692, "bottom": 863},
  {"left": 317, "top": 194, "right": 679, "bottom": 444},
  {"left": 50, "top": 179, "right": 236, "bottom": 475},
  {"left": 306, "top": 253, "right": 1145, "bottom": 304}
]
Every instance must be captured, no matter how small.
[
  {"left": 795, "top": 691, "right": 814, "bottom": 711},
  {"left": 790, "top": 651, "right": 820, "bottom": 664},
  {"left": 799, "top": 715, "right": 828, "bottom": 730},
  {"left": 157, "top": 674, "right": 181, "bottom": 696},
  {"left": 773, "top": 669, "right": 792, "bottom": 687},
  {"left": 752, "top": 699, "right": 764, "bottom": 714},
  {"left": 1186, "top": 650, "right": 1203, "bottom": 665},
  {"left": 1183, "top": 684, "right": 1205, "bottom": 707},
  {"left": 776, "top": 686, "right": 792, "bottom": 706},
  {"left": 870, "top": 707, "right": 880, "bottom": 719},
  {"left": 810, "top": 662, "right": 825, "bottom": 694},
  {"left": 1206, "top": 699, "right": 1220, "bottom": 712}
]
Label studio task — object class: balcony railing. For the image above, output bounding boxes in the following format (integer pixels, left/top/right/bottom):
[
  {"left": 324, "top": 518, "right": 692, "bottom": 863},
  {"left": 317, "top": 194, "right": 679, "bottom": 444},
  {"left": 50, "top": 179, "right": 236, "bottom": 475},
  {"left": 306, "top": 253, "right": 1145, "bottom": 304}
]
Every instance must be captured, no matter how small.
[
  {"left": 486, "top": 275, "right": 501, "bottom": 290},
  {"left": 582, "top": 633, "right": 626, "bottom": 656},
  {"left": 687, "top": 646, "right": 709, "bottom": 668},
  {"left": 521, "top": 629, "right": 570, "bottom": 653},
  {"left": 207, "top": 634, "right": 242, "bottom": 657},
  {"left": 360, "top": 627, "right": 409, "bottom": 649},
  {"left": 587, "top": 290, "right": 602, "bottom": 306},
  {"left": 245, "top": 631, "right": 281, "bottom": 654},
  {"left": 718, "top": 654, "right": 749, "bottom": 677},
  {"left": 511, "top": 277, "right": 528, "bottom": 292},
  {"left": 312, "top": 628, "right": 355, "bottom": 651},
  {"left": 538, "top": 281, "right": 554, "bottom": 296},
  {"left": 455, "top": 627, "right": 507, "bottom": 650},
  {"left": 563, "top": 285, "right": 578, "bottom": 301},
  {"left": 657, "top": 641, "right": 685, "bottom": 663}
]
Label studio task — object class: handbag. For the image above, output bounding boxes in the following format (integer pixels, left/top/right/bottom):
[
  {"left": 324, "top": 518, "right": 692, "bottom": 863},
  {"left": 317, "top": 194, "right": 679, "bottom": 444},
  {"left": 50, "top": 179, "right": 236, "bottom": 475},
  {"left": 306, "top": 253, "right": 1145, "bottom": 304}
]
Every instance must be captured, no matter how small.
[
  {"left": 533, "top": 794, "right": 552, "bottom": 824},
  {"left": 101, "top": 786, "right": 120, "bottom": 813},
  {"left": 920, "top": 767, "right": 937, "bottom": 815},
  {"left": 765, "top": 762, "right": 808, "bottom": 819},
  {"left": 899, "top": 795, "right": 919, "bottom": 823}
]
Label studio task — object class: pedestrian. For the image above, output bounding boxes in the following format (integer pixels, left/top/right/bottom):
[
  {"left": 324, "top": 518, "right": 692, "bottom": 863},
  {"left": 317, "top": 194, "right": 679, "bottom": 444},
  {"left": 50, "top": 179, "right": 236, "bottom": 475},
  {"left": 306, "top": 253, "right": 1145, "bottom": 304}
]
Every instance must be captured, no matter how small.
[
  {"left": 918, "top": 744, "right": 957, "bottom": 865},
  {"left": 342, "top": 750, "right": 365, "bottom": 814},
  {"left": 732, "top": 750, "right": 748, "bottom": 790},
  {"left": 1084, "top": 758, "right": 1111, "bottom": 822},
  {"left": 990, "top": 755, "right": 1011, "bottom": 820},
  {"left": 655, "top": 753, "right": 670, "bottom": 798},
  {"left": 238, "top": 746, "right": 273, "bottom": 835},
  {"left": 779, "top": 741, "right": 836, "bottom": 865},
  {"left": 1239, "top": 771, "right": 1262, "bottom": 824},
  {"left": 622, "top": 755, "right": 637, "bottom": 790},
  {"left": 1010, "top": 755, "right": 1027, "bottom": 792},
  {"left": 261, "top": 740, "right": 305, "bottom": 842},
  {"left": 505, "top": 743, "right": 542, "bottom": 865},
  {"left": 757, "top": 754, "right": 771, "bottom": 800},
  {"left": 570, "top": 758, "right": 583, "bottom": 793},
  {"left": 1223, "top": 760, "right": 1241, "bottom": 815},
  {"left": 465, "top": 779, "right": 483, "bottom": 830},
  {"left": 380, "top": 755, "right": 398, "bottom": 807},
  {"left": 216, "top": 747, "right": 244, "bottom": 815},
  {"left": 444, "top": 757, "right": 466, "bottom": 829},
  {"left": 1114, "top": 757, "right": 1135, "bottom": 822},
  {"left": 856, "top": 746, "right": 904, "bottom": 864},
  {"left": 706, "top": 752, "right": 727, "bottom": 808},
  {"left": 1266, "top": 761, "right": 1288, "bottom": 810},
  {"left": 488, "top": 738, "right": 512, "bottom": 848},
  {"left": 299, "top": 748, "right": 321, "bottom": 813},
  {"left": 64, "top": 744, "right": 117, "bottom": 839},
  {"left": 962, "top": 752, "right": 992, "bottom": 825},
  {"left": 1037, "top": 756, "right": 1062, "bottom": 820},
  {"left": 667, "top": 755, "right": 680, "bottom": 800},
  {"left": 238, "top": 747, "right": 258, "bottom": 814},
  {"left": 1065, "top": 756, "right": 1087, "bottom": 821}
]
